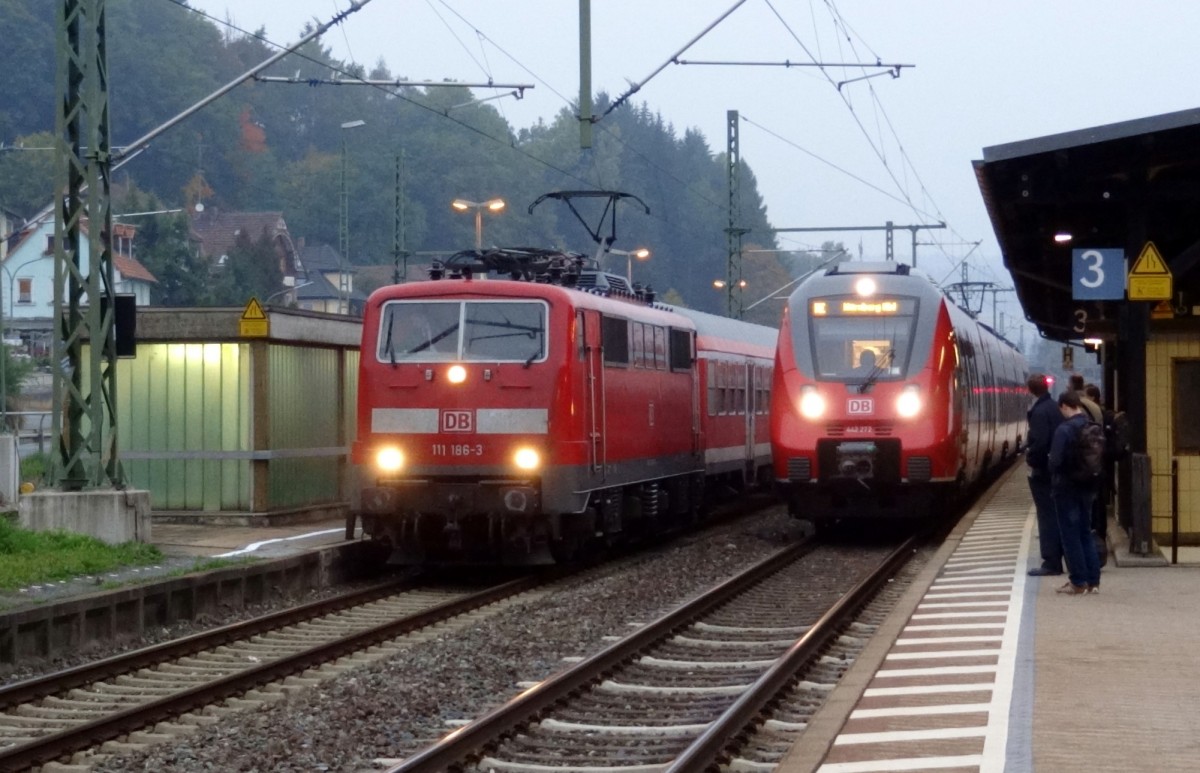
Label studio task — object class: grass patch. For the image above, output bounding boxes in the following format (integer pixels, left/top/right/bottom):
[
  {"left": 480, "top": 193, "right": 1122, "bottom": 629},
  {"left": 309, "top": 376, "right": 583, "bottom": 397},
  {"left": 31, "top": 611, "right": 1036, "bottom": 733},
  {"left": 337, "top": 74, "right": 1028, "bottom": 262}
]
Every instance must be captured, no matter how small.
[
  {"left": 19, "top": 452, "right": 49, "bottom": 488},
  {"left": 0, "top": 518, "right": 163, "bottom": 590}
]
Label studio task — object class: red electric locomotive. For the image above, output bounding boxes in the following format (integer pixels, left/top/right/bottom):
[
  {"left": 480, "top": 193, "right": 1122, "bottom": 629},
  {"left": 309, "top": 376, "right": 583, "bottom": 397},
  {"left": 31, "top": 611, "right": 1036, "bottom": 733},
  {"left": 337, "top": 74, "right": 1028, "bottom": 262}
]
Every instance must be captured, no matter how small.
[
  {"left": 352, "top": 249, "right": 777, "bottom": 564},
  {"left": 770, "top": 261, "right": 1027, "bottom": 531}
]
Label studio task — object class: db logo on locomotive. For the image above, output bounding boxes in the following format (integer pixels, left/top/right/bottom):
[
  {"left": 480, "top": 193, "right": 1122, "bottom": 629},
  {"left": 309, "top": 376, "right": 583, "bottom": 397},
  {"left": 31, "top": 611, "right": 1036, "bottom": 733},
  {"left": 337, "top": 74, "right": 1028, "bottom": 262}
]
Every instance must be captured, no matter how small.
[
  {"left": 847, "top": 398, "right": 873, "bottom": 415},
  {"left": 440, "top": 410, "right": 474, "bottom": 433}
]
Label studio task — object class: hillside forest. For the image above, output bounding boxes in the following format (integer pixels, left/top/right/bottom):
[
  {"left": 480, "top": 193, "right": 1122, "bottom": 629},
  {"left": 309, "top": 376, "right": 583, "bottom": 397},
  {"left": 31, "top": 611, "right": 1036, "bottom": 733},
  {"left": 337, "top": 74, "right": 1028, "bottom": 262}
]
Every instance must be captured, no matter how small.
[{"left": 0, "top": 0, "right": 846, "bottom": 324}]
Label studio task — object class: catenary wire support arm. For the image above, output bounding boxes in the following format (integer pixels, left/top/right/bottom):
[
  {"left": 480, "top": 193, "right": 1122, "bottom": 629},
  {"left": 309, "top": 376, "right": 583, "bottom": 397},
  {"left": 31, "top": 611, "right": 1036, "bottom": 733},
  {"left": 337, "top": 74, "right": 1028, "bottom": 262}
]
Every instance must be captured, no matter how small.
[
  {"left": 25, "top": 0, "right": 377, "bottom": 235},
  {"left": 111, "top": 0, "right": 374, "bottom": 167},
  {"left": 253, "top": 75, "right": 532, "bottom": 94},
  {"left": 676, "top": 59, "right": 912, "bottom": 73},
  {"left": 603, "top": 0, "right": 749, "bottom": 118},
  {"left": 773, "top": 221, "right": 945, "bottom": 265}
]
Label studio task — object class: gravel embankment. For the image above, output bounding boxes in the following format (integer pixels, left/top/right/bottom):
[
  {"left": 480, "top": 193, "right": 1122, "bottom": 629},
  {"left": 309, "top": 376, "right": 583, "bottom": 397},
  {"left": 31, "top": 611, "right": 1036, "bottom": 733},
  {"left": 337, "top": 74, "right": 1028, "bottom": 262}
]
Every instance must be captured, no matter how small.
[{"left": 94, "top": 511, "right": 875, "bottom": 773}]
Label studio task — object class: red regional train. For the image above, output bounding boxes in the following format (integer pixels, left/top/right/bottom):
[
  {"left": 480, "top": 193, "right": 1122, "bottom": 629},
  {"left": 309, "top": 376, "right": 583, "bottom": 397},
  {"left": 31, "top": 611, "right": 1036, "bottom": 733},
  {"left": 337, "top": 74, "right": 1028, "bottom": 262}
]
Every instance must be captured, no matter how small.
[
  {"left": 770, "top": 261, "right": 1027, "bottom": 531},
  {"left": 351, "top": 249, "right": 778, "bottom": 565}
]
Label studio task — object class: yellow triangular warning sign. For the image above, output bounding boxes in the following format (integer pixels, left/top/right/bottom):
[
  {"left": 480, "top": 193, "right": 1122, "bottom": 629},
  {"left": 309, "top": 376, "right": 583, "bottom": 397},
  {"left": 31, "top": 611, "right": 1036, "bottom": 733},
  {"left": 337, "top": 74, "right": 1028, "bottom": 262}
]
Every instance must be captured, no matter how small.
[
  {"left": 1130, "top": 242, "right": 1171, "bottom": 275},
  {"left": 242, "top": 297, "right": 266, "bottom": 320}
]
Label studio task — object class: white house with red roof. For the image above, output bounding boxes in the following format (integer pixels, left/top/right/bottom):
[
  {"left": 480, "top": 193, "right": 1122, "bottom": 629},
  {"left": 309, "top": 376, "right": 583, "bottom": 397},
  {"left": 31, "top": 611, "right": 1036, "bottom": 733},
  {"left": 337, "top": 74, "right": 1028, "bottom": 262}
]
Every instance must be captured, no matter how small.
[{"left": 0, "top": 216, "right": 158, "bottom": 347}]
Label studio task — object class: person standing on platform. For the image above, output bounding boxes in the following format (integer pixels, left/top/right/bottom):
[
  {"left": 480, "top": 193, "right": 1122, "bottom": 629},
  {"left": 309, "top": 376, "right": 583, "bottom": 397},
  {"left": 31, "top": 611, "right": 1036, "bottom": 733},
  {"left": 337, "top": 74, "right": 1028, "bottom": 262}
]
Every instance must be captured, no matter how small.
[
  {"left": 1084, "top": 383, "right": 1112, "bottom": 548},
  {"left": 1049, "top": 390, "right": 1102, "bottom": 595},
  {"left": 1070, "top": 374, "right": 1103, "bottom": 424},
  {"left": 1026, "top": 373, "right": 1065, "bottom": 577}
]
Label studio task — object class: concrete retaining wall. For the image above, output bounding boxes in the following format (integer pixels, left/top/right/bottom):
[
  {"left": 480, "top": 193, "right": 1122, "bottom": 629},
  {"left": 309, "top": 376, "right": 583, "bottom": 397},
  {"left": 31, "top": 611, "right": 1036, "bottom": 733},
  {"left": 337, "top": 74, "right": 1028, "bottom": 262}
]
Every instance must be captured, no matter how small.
[{"left": 0, "top": 539, "right": 388, "bottom": 666}]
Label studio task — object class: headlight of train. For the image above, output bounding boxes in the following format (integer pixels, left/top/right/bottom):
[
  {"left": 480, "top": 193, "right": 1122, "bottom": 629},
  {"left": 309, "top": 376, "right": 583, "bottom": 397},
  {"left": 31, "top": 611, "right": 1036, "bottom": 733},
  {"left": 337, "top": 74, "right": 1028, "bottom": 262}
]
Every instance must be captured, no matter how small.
[
  {"left": 513, "top": 447, "right": 541, "bottom": 471},
  {"left": 896, "top": 385, "right": 922, "bottom": 418},
  {"left": 376, "top": 446, "right": 404, "bottom": 473},
  {"left": 447, "top": 364, "right": 467, "bottom": 384},
  {"left": 799, "top": 385, "right": 826, "bottom": 420}
]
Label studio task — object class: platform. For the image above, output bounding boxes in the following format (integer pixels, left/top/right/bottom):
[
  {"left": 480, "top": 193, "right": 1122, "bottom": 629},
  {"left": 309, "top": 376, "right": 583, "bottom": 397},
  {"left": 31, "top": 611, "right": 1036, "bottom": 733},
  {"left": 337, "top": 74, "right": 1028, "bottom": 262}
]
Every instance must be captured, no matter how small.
[
  {"left": 776, "top": 465, "right": 1200, "bottom": 772},
  {"left": 152, "top": 517, "right": 358, "bottom": 559}
]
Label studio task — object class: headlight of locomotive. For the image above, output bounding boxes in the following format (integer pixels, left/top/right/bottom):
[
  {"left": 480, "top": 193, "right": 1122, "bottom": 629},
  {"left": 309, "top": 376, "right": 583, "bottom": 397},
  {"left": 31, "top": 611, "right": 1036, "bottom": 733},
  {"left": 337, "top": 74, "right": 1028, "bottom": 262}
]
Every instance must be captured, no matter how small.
[
  {"left": 513, "top": 447, "right": 541, "bottom": 471},
  {"left": 447, "top": 364, "right": 467, "bottom": 384},
  {"left": 798, "top": 385, "right": 826, "bottom": 420},
  {"left": 896, "top": 385, "right": 922, "bottom": 418},
  {"left": 376, "top": 446, "right": 404, "bottom": 473}
]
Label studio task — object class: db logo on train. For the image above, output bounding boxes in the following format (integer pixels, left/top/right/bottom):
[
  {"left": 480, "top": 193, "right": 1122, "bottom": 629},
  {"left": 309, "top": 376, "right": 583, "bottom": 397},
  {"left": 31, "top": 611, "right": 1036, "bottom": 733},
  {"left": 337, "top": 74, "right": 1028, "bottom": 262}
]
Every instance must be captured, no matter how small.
[
  {"left": 440, "top": 410, "right": 474, "bottom": 433},
  {"left": 847, "top": 398, "right": 873, "bottom": 415}
]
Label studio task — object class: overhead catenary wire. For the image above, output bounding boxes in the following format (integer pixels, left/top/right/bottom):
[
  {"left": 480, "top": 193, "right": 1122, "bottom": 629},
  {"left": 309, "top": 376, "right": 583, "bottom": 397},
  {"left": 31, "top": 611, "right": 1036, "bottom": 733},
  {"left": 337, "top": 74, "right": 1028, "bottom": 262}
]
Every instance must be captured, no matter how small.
[{"left": 161, "top": 0, "right": 742, "bottom": 248}]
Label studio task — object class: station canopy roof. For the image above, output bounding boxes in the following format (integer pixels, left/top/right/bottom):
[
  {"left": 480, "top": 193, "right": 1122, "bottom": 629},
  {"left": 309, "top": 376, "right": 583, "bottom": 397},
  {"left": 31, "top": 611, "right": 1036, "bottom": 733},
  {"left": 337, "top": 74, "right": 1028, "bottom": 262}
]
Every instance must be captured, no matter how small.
[{"left": 974, "top": 106, "right": 1200, "bottom": 342}]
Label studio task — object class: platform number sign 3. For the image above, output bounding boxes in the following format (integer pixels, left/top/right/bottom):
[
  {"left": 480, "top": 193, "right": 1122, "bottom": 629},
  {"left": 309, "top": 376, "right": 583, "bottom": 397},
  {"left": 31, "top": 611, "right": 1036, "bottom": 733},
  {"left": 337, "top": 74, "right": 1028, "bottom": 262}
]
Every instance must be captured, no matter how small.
[{"left": 1072, "top": 248, "right": 1125, "bottom": 301}]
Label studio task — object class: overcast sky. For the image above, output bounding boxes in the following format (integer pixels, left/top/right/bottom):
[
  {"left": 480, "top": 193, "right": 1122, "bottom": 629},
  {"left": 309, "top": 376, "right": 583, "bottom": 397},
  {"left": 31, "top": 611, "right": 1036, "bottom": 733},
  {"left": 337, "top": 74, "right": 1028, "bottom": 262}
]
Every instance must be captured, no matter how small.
[{"left": 182, "top": 0, "right": 1200, "bottom": 338}]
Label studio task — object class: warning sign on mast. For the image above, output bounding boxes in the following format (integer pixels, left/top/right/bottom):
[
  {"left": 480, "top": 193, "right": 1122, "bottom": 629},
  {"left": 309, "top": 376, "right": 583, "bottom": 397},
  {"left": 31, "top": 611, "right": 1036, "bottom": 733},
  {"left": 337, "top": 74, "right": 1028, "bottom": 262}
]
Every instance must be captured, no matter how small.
[
  {"left": 1128, "top": 242, "right": 1172, "bottom": 301},
  {"left": 239, "top": 297, "right": 269, "bottom": 337}
]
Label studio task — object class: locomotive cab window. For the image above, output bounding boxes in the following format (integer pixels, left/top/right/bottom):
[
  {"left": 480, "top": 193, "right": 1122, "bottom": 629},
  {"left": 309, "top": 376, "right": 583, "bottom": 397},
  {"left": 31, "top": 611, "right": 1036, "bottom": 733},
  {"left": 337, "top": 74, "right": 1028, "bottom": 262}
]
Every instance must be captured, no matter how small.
[
  {"left": 378, "top": 300, "right": 547, "bottom": 363},
  {"left": 806, "top": 295, "right": 918, "bottom": 380}
]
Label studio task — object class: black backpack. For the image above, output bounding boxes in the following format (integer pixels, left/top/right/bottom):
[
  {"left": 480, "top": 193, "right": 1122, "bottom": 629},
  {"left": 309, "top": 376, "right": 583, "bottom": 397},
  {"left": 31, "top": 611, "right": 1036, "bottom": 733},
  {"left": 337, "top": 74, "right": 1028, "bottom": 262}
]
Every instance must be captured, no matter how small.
[{"left": 1070, "top": 420, "right": 1106, "bottom": 484}]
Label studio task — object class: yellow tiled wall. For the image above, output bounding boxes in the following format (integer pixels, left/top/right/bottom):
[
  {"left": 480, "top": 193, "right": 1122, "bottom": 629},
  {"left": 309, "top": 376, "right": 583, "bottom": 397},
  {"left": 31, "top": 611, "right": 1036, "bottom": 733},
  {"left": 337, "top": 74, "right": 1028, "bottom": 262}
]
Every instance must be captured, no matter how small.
[{"left": 1146, "top": 333, "right": 1200, "bottom": 539}]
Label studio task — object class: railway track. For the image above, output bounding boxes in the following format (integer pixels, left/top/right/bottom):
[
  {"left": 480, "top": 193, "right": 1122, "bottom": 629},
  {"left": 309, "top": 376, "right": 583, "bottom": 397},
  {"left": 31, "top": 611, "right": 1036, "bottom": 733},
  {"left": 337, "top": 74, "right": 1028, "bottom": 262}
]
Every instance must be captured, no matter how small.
[
  {"left": 0, "top": 573, "right": 551, "bottom": 772},
  {"left": 386, "top": 534, "right": 920, "bottom": 772}
]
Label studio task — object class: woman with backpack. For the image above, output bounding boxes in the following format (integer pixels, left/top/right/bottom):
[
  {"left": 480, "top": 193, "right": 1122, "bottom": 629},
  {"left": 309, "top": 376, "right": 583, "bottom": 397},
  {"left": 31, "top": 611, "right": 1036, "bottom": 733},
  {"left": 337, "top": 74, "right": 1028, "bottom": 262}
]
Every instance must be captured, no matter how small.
[{"left": 1048, "top": 390, "right": 1103, "bottom": 595}]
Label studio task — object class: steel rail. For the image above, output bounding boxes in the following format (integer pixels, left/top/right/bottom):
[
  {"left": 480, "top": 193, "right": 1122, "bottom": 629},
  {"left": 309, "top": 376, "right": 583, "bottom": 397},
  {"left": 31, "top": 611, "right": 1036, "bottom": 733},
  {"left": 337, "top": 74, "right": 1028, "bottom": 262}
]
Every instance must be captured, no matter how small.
[
  {"left": 0, "top": 575, "right": 542, "bottom": 772},
  {"left": 666, "top": 534, "right": 921, "bottom": 771},
  {"left": 386, "top": 539, "right": 815, "bottom": 773},
  {"left": 0, "top": 576, "right": 414, "bottom": 711}
]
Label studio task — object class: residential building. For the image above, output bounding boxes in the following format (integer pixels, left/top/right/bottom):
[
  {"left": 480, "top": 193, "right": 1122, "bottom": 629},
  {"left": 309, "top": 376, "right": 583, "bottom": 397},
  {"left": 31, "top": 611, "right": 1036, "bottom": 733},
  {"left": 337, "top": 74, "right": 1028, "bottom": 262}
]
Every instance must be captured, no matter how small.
[
  {"left": 188, "top": 208, "right": 301, "bottom": 285},
  {"left": 0, "top": 217, "right": 158, "bottom": 353},
  {"left": 291, "top": 240, "right": 366, "bottom": 316}
]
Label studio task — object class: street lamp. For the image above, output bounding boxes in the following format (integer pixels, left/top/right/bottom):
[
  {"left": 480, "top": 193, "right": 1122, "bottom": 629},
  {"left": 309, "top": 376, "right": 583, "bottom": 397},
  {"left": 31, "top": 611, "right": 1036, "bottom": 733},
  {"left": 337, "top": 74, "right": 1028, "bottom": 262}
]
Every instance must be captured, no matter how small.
[
  {"left": 451, "top": 198, "right": 506, "bottom": 250},
  {"left": 264, "top": 281, "right": 314, "bottom": 307},
  {"left": 608, "top": 247, "right": 651, "bottom": 283},
  {"left": 339, "top": 119, "right": 366, "bottom": 315}
]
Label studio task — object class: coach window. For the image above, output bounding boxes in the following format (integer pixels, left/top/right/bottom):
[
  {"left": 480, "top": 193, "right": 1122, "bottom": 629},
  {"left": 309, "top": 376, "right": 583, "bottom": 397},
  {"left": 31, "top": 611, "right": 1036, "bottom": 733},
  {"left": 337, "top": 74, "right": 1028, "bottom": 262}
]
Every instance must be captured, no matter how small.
[
  {"left": 602, "top": 316, "right": 629, "bottom": 366},
  {"left": 707, "top": 362, "right": 718, "bottom": 416},
  {"left": 1174, "top": 360, "right": 1200, "bottom": 453},
  {"left": 720, "top": 362, "right": 730, "bottom": 415},
  {"left": 669, "top": 328, "right": 694, "bottom": 371},
  {"left": 653, "top": 326, "right": 667, "bottom": 370},
  {"left": 631, "top": 322, "right": 645, "bottom": 367}
]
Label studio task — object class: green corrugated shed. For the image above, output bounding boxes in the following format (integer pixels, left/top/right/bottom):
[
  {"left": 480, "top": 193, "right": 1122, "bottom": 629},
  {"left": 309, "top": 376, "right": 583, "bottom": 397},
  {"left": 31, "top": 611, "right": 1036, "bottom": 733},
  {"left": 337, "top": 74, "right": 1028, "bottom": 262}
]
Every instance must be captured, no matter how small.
[{"left": 92, "top": 306, "right": 362, "bottom": 524}]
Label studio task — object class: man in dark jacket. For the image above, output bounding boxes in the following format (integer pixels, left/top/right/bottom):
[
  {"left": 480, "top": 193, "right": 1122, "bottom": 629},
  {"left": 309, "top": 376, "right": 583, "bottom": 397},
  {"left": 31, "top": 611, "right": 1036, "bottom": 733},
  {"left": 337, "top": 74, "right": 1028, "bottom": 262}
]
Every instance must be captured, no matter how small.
[
  {"left": 1026, "top": 374, "right": 1065, "bottom": 576},
  {"left": 1048, "top": 390, "right": 1102, "bottom": 594}
]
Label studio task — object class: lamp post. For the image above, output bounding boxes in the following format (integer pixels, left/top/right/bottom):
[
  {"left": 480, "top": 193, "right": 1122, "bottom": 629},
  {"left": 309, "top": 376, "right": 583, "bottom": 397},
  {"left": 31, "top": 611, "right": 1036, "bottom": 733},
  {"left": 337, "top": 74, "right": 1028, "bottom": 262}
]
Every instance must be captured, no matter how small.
[
  {"left": 451, "top": 198, "right": 506, "bottom": 250},
  {"left": 608, "top": 247, "right": 651, "bottom": 283},
  {"left": 264, "top": 281, "right": 314, "bottom": 307},
  {"left": 339, "top": 119, "right": 366, "bottom": 315}
]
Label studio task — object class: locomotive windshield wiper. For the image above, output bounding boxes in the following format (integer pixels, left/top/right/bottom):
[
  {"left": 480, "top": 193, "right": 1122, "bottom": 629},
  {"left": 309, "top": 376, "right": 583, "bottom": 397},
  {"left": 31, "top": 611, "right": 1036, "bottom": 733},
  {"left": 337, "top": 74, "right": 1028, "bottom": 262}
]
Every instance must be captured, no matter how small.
[
  {"left": 384, "top": 321, "right": 397, "bottom": 368},
  {"left": 857, "top": 348, "right": 894, "bottom": 394}
]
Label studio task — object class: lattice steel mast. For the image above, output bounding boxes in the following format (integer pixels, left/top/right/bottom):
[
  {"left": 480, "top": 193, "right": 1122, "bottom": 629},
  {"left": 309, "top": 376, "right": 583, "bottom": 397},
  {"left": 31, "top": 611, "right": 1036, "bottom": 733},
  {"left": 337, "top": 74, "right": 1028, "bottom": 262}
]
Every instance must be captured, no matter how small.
[{"left": 53, "top": 0, "right": 120, "bottom": 489}]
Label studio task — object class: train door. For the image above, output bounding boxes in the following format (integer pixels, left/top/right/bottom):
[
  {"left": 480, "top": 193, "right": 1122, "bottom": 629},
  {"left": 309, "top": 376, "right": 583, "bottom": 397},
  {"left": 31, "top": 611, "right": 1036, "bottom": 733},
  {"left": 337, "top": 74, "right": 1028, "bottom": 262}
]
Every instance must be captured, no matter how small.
[{"left": 579, "top": 309, "right": 605, "bottom": 478}]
